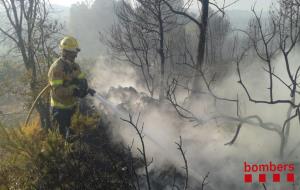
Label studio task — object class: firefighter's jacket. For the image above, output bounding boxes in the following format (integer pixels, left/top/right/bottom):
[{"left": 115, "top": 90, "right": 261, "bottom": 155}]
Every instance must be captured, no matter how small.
[{"left": 48, "top": 57, "right": 85, "bottom": 109}]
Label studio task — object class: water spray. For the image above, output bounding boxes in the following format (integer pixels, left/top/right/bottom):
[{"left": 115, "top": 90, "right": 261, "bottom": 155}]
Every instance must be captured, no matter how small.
[
  {"left": 94, "top": 93, "right": 128, "bottom": 118},
  {"left": 93, "top": 92, "right": 204, "bottom": 181}
]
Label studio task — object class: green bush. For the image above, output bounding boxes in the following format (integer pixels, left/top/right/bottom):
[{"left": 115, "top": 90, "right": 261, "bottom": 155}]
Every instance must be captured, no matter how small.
[{"left": 0, "top": 113, "right": 136, "bottom": 190}]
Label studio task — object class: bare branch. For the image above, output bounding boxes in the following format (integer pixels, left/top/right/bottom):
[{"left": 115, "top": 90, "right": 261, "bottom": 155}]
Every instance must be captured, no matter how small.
[
  {"left": 175, "top": 136, "right": 188, "bottom": 190},
  {"left": 224, "top": 123, "right": 242, "bottom": 145},
  {"left": 121, "top": 114, "right": 152, "bottom": 190},
  {"left": 162, "top": 0, "right": 202, "bottom": 27},
  {"left": 201, "top": 172, "right": 209, "bottom": 190}
]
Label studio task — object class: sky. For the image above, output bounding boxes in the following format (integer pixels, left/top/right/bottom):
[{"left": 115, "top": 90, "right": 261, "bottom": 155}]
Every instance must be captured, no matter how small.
[
  {"left": 220, "top": 0, "right": 274, "bottom": 11},
  {"left": 191, "top": 0, "right": 274, "bottom": 11},
  {"left": 49, "top": 0, "right": 82, "bottom": 7},
  {"left": 49, "top": 0, "right": 274, "bottom": 11}
]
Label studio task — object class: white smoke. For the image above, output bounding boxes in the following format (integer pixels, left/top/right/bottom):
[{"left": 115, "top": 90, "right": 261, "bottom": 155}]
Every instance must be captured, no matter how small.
[{"left": 89, "top": 49, "right": 300, "bottom": 189}]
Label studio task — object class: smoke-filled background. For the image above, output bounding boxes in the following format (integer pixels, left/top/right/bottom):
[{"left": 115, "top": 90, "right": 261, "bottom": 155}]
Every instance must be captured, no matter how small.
[
  {"left": 1, "top": 0, "right": 300, "bottom": 189},
  {"left": 88, "top": 50, "right": 300, "bottom": 190}
]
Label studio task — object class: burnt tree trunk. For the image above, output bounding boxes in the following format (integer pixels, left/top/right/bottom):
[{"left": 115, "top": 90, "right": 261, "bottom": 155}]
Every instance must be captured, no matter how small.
[
  {"left": 192, "top": 0, "right": 209, "bottom": 95},
  {"left": 158, "top": 2, "right": 166, "bottom": 102}
]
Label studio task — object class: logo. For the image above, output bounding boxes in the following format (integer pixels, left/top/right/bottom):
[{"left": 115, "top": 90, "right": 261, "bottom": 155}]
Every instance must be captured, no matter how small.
[{"left": 243, "top": 161, "right": 295, "bottom": 183}]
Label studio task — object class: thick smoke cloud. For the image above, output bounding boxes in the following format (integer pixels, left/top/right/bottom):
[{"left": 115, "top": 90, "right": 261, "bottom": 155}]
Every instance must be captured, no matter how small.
[{"left": 90, "top": 48, "right": 300, "bottom": 189}]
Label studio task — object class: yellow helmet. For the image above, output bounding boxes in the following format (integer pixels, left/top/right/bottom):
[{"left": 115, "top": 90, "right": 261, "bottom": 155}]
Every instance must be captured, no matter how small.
[{"left": 59, "top": 36, "right": 80, "bottom": 52}]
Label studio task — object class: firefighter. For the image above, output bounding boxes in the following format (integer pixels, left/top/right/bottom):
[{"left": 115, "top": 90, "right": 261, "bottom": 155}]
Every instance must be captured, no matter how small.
[{"left": 48, "top": 36, "right": 95, "bottom": 138}]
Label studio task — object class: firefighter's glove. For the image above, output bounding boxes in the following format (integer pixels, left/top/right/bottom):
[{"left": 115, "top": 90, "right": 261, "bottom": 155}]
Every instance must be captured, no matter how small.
[
  {"left": 87, "top": 88, "right": 96, "bottom": 96},
  {"left": 73, "top": 88, "right": 88, "bottom": 98},
  {"left": 73, "top": 88, "right": 81, "bottom": 97},
  {"left": 78, "top": 79, "right": 88, "bottom": 92},
  {"left": 70, "top": 78, "right": 88, "bottom": 92},
  {"left": 71, "top": 78, "right": 88, "bottom": 98}
]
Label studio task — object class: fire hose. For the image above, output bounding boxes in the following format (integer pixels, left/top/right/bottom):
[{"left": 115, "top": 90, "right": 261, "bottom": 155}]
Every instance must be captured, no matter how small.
[
  {"left": 24, "top": 84, "right": 126, "bottom": 127},
  {"left": 25, "top": 84, "right": 51, "bottom": 127}
]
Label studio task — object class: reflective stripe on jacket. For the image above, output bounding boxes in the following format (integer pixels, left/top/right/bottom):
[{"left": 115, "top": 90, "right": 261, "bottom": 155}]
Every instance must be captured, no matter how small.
[{"left": 48, "top": 57, "right": 85, "bottom": 109}]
